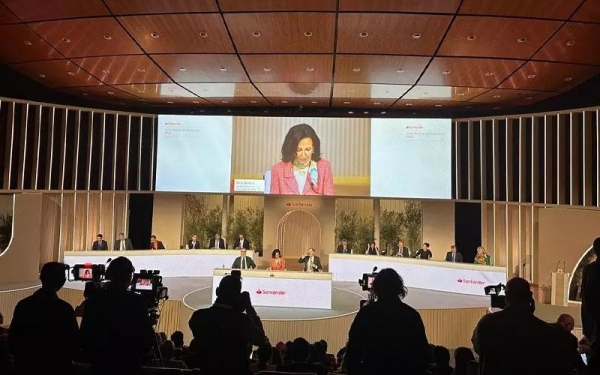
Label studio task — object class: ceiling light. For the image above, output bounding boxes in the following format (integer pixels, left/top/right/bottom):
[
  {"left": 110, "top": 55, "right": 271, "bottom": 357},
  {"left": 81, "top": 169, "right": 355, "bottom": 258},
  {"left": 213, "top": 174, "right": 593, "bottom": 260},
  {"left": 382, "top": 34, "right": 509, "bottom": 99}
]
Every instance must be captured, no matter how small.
[
  {"left": 137, "top": 68, "right": 146, "bottom": 73},
  {"left": 222, "top": 100, "right": 229, "bottom": 103},
  {"left": 263, "top": 67, "right": 271, "bottom": 72},
  {"left": 38, "top": 74, "right": 46, "bottom": 78},
  {"left": 311, "top": 101, "right": 318, "bottom": 104},
  {"left": 150, "top": 32, "right": 159, "bottom": 39},
  {"left": 304, "top": 31, "right": 313, "bottom": 37},
  {"left": 435, "top": 104, "right": 442, "bottom": 107},
  {"left": 527, "top": 74, "right": 536, "bottom": 79},
  {"left": 137, "top": 90, "right": 142, "bottom": 93},
  {"left": 309, "top": 89, "right": 316, "bottom": 93},
  {"left": 107, "top": 91, "right": 114, "bottom": 95},
  {"left": 457, "top": 93, "right": 465, "bottom": 96},
  {"left": 192, "top": 100, "right": 199, "bottom": 104},
  {"left": 343, "top": 101, "right": 351, "bottom": 105},
  {"left": 364, "top": 111, "right": 369, "bottom": 114},
  {"left": 353, "top": 67, "right": 361, "bottom": 72},
  {"left": 484, "top": 72, "right": 495, "bottom": 77},
  {"left": 381, "top": 111, "right": 386, "bottom": 114},
  {"left": 62, "top": 37, "right": 70, "bottom": 43},
  {"left": 199, "top": 31, "right": 208, "bottom": 38},
  {"left": 282, "top": 100, "right": 288, "bottom": 104},
  {"left": 517, "top": 37, "right": 527, "bottom": 43},
  {"left": 306, "top": 67, "right": 315, "bottom": 72},
  {"left": 220, "top": 67, "right": 227, "bottom": 72},
  {"left": 566, "top": 40, "right": 575, "bottom": 46},
  {"left": 101, "top": 69, "right": 110, "bottom": 74},
  {"left": 348, "top": 111, "right": 354, "bottom": 114},
  {"left": 103, "top": 34, "right": 112, "bottom": 40},
  {"left": 565, "top": 77, "right": 573, "bottom": 82},
  {"left": 493, "top": 95, "right": 501, "bottom": 98},
  {"left": 405, "top": 103, "right": 413, "bottom": 106},
  {"left": 374, "top": 102, "right": 381, "bottom": 105},
  {"left": 235, "top": 88, "right": 244, "bottom": 92},
  {"left": 167, "top": 101, "right": 174, "bottom": 104},
  {"left": 252, "top": 31, "right": 261, "bottom": 37},
  {"left": 467, "top": 35, "right": 476, "bottom": 41},
  {"left": 247, "top": 100, "right": 256, "bottom": 104},
  {"left": 525, "top": 97, "right": 533, "bottom": 100},
  {"left": 412, "top": 33, "right": 422, "bottom": 39},
  {"left": 397, "top": 69, "right": 405, "bottom": 73},
  {"left": 24, "top": 40, "right": 32, "bottom": 46},
  {"left": 442, "top": 70, "right": 452, "bottom": 75},
  {"left": 67, "top": 72, "right": 75, "bottom": 76},
  {"left": 493, "top": 106, "right": 500, "bottom": 110},
  {"left": 179, "top": 67, "right": 186, "bottom": 72},
  {"left": 82, "top": 93, "right": 88, "bottom": 96},
  {"left": 359, "top": 32, "right": 368, "bottom": 38}
]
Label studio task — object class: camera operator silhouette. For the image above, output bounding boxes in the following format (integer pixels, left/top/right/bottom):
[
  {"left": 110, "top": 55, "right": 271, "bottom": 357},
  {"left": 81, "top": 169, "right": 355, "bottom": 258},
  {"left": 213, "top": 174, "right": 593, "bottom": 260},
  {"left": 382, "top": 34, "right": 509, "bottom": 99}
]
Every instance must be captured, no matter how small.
[{"left": 80, "top": 256, "right": 155, "bottom": 375}]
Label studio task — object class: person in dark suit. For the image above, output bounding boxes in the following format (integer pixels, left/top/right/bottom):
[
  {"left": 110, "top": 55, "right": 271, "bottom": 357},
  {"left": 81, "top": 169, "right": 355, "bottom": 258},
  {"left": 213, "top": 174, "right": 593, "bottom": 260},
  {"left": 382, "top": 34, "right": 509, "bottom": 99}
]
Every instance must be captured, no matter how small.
[
  {"left": 276, "top": 337, "right": 327, "bottom": 375},
  {"left": 582, "top": 237, "right": 600, "bottom": 373},
  {"left": 415, "top": 243, "right": 432, "bottom": 259},
  {"left": 92, "top": 234, "right": 108, "bottom": 251},
  {"left": 549, "top": 314, "right": 586, "bottom": 375},
  {"left": 234, "top": 234, "right": 250, "bottom": 250},
  {"left": 445, "top": 245, "right": 463, "bottom": 263},
  {"left": 336, "top": 239, "right": 352, "bottom": 254},
  {"left": 209, "top": 234, "right": 226, "bottom": 249},
  {"left": 187, "top": 234, "right": 201, "bottom": 249},
  {"left": 393, "top": 240, "right": 410, "bottom": 257},
  {"left": 150, "top": 235, "right": 165, "bottom": 250},
  {"left": 114, "top": 232, "right": 133, "bottom": 251},
  {"left": 231, "top": 250, "right": 256, "bottom": 269},
  {"left": 299, "top": 248, "right": 322, "bottom": 272}
]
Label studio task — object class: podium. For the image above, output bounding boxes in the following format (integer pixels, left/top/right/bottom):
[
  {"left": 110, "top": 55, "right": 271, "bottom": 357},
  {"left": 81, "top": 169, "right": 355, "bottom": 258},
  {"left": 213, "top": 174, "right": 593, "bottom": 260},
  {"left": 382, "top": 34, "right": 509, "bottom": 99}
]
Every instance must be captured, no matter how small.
[{"left": 551, "top": 271, "right": 569, "bottom": 306}]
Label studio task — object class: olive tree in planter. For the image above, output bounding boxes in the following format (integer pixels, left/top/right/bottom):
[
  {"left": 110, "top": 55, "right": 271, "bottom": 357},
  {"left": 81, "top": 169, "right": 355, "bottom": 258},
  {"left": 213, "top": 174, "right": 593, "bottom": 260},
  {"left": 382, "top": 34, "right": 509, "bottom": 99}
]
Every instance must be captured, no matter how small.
[
  {"left": 182, "top": 194, "right": 223, "bottom": 247},
  {"left": 379, "top": 209, "right": 406, "bottom": 255},
  {"left": 228, "top": 207, "right": 264, "bottom": 251},
  {"left": 403, "top": 200, "right": 423, "bottom": 253}
]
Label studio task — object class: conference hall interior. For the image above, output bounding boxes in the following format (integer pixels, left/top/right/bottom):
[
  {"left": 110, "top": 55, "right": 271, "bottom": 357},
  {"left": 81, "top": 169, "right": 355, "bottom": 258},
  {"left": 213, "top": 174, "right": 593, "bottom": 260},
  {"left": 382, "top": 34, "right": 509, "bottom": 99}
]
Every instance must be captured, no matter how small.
[{"left": 1, "top": 1, "right": 600, "bottom": 375}]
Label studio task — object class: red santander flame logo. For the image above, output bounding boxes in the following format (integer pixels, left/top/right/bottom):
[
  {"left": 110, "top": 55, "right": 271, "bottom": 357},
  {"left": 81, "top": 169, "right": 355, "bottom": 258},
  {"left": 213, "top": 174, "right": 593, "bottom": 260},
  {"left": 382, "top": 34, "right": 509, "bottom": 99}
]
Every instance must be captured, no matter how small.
[
  {"left": 255, "top": 289, "right": 263, "bottom": 294},
  {"left": 457, "top": 279, "right": 463, "bottom": 283}
]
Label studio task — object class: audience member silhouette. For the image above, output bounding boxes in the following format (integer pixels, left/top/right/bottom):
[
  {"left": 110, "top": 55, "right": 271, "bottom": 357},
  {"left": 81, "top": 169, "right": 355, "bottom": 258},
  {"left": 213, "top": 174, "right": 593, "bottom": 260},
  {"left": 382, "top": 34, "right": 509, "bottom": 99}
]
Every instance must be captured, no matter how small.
[
  {"left": 148, "top": 340, "right": 187, "bottom": 369},
  {"left": 345, "top": 268, "right": 430, "bottom": 375},
  {"left": 276, "top": 337, "right": 328, "bottom": 375},
  {"left": 452, "top": 347, "right": 474, "bottom": 375},
  {"left": 8, "top": 261, "right": 78, "bottom": 375},
  {"left": 582, "top": 236, "right": 600, "bottom": 372},
  {"left": 188, "top": 274, "right": 265, "bottom": 374},
  {"left": 550, "top": 314, "right": 586, "bottom": 374},
  {"left": 472, "top": 277, "right": 560, "bottom": 375},
  {"left": 432, "top": 345, "right": 453, "bottom": 375},
  {"left": 80, "top": 256, "right": 155, "bottom": 375}
]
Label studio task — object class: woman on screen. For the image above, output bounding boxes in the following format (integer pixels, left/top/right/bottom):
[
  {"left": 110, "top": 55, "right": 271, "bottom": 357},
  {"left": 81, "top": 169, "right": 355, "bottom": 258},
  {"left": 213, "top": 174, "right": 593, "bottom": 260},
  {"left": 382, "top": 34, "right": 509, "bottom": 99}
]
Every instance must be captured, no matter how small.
[
  {"left": 270, "top": 123, "right": 334, "bottom": 196},
  {"left": 474, "top": 246, "right": 491, "bottom": 265},
  {"left": 269, "top": 249, "right": 286, "bottom": 271}
]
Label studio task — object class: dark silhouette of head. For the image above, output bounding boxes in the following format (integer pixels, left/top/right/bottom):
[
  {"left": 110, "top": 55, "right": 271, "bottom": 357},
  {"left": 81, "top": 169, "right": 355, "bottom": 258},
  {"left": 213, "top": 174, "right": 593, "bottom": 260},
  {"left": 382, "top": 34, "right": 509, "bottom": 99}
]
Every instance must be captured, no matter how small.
[
  {"left": 372, "top": 268, "right": 408, "bottom": 300},
  {"left": 257, "top": 342, "right": 273, "bottom": 366},
  {"left": 105, "top": 256, "right": 135, "bottom": 288},
  {"left": 171, "top": 331, "right": 184, "bottom": 348},
  {"left": 291, "top": 337, "right": 311, "bottom": 362},
  {"left": 159, "top": 340, "right": 175, "bottom": 360},
  {"left": 215, "top": 275, "right": 242, "bottom": 304},
  {"left": 281, "top": 124, "right": 322, "bottom": 163},
  {"left": 505, "top": 277, "right": 533, "bottom": 308},
  {"left": 433, "top": 345, "right": 451, "bottom": 367},
  {"left": 40, "top": 262, "right": 67, "bottom": 292},
  {"left": 454, "top": 347, "right": 475, "bottom": 375},
  {"left": 593, "top": 237, "right": 600, "bottom": 256},
  {"left": 557, "top": 313, "right": 575, "bottom": 332},
  {"left": 272, "top": 249, "right": 282, "bottom": 258}
]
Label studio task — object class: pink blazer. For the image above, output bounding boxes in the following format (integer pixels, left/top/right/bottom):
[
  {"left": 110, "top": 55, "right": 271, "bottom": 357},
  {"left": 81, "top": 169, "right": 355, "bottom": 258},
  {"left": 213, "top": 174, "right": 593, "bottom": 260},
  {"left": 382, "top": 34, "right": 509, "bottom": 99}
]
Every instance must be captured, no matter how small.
[
  {"left": 270, "top": 258, "right": 286, "bottom": 270},
  {"left": 270, "top": 159, "right": 334, "bottom": 195}
]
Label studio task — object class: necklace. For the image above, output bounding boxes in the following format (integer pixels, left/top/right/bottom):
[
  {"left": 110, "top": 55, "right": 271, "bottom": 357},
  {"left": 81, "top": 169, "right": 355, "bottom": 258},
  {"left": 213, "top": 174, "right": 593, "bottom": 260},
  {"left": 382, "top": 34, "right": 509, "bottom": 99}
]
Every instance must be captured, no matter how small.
[{"left": 293, "top": 159, "right": 310, "bottom": 169}]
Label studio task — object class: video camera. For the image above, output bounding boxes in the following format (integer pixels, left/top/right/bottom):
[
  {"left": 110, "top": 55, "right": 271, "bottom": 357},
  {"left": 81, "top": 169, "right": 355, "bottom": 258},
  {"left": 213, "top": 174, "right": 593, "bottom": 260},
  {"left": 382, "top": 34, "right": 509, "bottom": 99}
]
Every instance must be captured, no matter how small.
[
  {"left": 484, "top": 283, "right": 506, "bottom": 309},
  {"left": 358, "top": 267, "right": 378, "bottom": 292},
  {"left": 131, "top": 269, "right": 169, "bottom": 324},
  {"left": 69, "top": 263, "right": 108, "bottom": 298}
]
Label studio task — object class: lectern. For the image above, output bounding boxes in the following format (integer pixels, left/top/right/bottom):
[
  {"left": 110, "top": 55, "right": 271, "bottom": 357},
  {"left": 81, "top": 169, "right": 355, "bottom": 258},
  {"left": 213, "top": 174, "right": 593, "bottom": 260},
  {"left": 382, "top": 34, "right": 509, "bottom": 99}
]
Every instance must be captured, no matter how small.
[{"left": 551, "top": 271, "right": 569, "bottom": 306}]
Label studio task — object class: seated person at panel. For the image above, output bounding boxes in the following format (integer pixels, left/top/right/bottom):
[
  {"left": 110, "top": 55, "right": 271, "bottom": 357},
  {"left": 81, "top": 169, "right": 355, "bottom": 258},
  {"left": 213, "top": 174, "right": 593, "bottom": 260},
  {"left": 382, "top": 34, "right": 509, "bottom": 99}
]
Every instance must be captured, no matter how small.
[
  {"left": 234, "top": 234, "right": 250, "bottom": 250},
  {"left": 415, "top": 243, "right": 433, "bottom": 260},
  {"left": 445, "top": 245, "right": 463, "bottom": 263},
  {"left": 336, "top": 238, "right": 352, "bottom": 254},
  {"left": 393, "top": 240, "right": 410, "bottom": 257},
  {"left": 92, "top": 234, "right": 108, "bottom": 250},
  {"left": 114, "top": 232, "right": 133, "bottom": 251},
  {"left": 366, "top": 242, "right": 380, "bottom": 255},
  {"left": 299, "top": 248, "right": 322, "bottom": 272},
  {"left": 269, "top": 249, "right": 286, "bottom": 270},
  {"left": 474, "top": 246, "right": 491, "bottom": 265},
  {"left": 209, "top": 233, "right": 226, "bottom": 249},
  {"left": 232, "top": 249, "right": 256, "bottom": 270},
  {"left": 150, "top": 235, "right": 165, "bottom": 250},
  {"left": 187, "top": 234, "right": 201, "bottom": 249}
]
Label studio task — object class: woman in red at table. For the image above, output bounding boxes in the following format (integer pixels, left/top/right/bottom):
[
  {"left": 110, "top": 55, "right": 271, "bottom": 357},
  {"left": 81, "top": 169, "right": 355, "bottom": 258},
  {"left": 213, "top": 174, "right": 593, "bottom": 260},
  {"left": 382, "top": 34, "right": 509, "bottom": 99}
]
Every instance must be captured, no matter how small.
[
  {"left": 270, "top": 123, "right": 334, "bottom": 196},
  {"left": 150, "top": 235, "right": 165, "bottom": 250},
  {"left": 269, "top": 249, "right": 287, "bottom": 271}
]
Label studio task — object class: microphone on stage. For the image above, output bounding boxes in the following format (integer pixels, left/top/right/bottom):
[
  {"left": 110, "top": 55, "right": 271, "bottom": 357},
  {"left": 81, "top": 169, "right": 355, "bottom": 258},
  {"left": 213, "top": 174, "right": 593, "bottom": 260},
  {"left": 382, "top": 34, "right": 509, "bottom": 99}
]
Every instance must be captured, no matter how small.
[
  {"left": 106, "top": 258, "right": 112, "bottom": 264},
  {"left": 555, "top": 260, "right": 561, "bottom": 272},
  {"left": 372, "top": 266, "right": 378, "bottom": 273}
]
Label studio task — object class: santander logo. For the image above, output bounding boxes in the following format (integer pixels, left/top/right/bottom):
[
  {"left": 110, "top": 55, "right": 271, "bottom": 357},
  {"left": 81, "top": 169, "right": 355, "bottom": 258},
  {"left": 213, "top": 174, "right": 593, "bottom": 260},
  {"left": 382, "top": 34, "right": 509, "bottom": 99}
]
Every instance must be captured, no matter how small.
[
  {"left": 457, "top": 278, "right": 485, "bottom": 285},
  {"left": 256, "top": 289, "right": 286, "bottom": 296}
]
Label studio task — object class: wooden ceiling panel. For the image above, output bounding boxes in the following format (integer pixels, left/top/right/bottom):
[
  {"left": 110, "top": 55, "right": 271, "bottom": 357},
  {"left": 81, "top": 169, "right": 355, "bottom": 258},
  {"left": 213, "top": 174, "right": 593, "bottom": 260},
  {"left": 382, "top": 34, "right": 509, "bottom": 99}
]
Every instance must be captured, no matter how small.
[
  {"left": 0, "top": 25, "right": 61, "bottom": 63},
  {"left": 181, "top": 83, "right": 262, "bottom": 98},
  {"left": 255, "top": 83, "right": 331, "bottom": 98},
  {"left": 219, "top": 0, "right": 336, "bottom": 11},
  {"left": 152, "top": 54, "right": 248, "bottom": 83},
  {"left": 242, "top": 55, "right": 333, "bottom": 83},
  {"left": 10, "top": 59, "right": 102, "bottom": 88},
  {"left": 60, "top": 85, "right": 141, "bottom": 100},
  {"left": 393, "top": 99, "right": 459, "bottom": 109},
  {"left": 337, "top": 14, "right": 452, "bottom": 55},
  {"left": 332, "top": 98, "right": 397, "bottom": 108},
  {"left": 71, "top": 55, "right": 171, "bottom": 85},
  {"left": 419, "top": 57, "right": 524, "bottom": 88},
  {"left": 439, "top": 16, "right": 561, "bottom": 59},
  {"left": 119, "top": 14, "right": 234, "bottom": 54},
  {"left": 500, "top": 61, "right": 600, "bottom": 92},
  {"left": 206, "top": 97, "right": 271, "bottom": 106},
  {"left": 333, "top": 83, "right": 411, "bottom": 99},
  {"left": 103, "top": 0, "right": 218, "bottom": 15},
  {"left": 459, "top": 0, "right": 582, "bottom": 19},
  {"left": 151, "top": 97, "right": 212, "bottom": 105},
  {"left": 468, "top": 89, "right": 556, "bottom": 103},
  {"left": 571, "top": 0, "right": 600, "bottom": 23},
  {"left": 2, "top": 0, "right": 110, "bottom": 22},
  {"left": 0, "top": 3, "right": 19, "bottom": 25},
  {"left": 114, "top": 83, "right": 199, "bottom": 100},
  {"left": 30, "top": 18, "right": 142, "bottom": 58},
  {"left": 271, "top": 98, "right": 329, "bottom": 107},
  {"left": 334, "top": 55, "right": 429, "bottom": 85},
  {"left": 339, "top": 0, "right": 461, "bottom": 13},
  {"left": 534, "top": 22, "right": 600, "bottom": 65},
  {"left": 224, "top": 13, "right": 335, "bottom": 53},
  {"left": 404, "top": 86, "right": 488, "bottom": 101}
]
